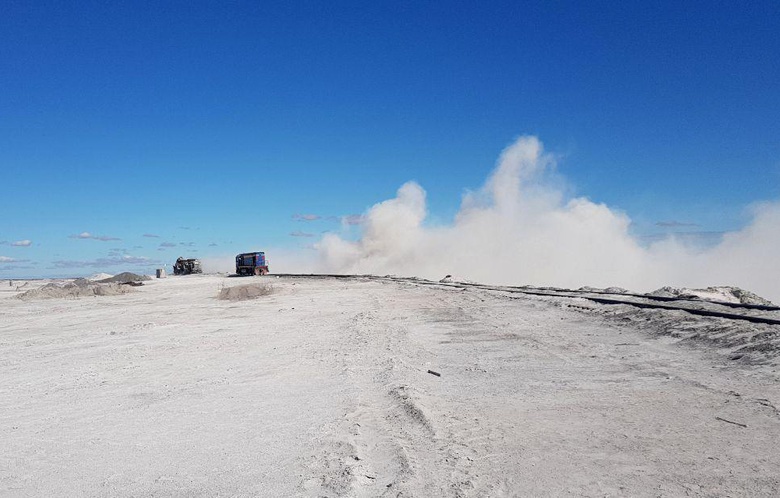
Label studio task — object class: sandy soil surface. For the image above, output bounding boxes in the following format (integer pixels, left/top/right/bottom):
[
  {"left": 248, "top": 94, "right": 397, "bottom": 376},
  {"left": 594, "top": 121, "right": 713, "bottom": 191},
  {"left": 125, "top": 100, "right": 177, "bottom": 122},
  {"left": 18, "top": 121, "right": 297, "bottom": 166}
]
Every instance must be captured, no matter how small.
[{"left": 1, "top": 275, "right": 779, "bottom": 497}]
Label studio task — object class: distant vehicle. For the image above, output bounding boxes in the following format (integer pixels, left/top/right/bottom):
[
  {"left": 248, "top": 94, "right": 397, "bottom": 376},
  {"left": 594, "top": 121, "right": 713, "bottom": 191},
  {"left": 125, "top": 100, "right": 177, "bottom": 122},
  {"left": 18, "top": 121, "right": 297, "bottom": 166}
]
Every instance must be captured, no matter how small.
[
  {"left": 173, "top": 257, "right": 202, "bottom": 275},
  {"left": 236, "top": 252, "right": 269, "bottom": 276}
]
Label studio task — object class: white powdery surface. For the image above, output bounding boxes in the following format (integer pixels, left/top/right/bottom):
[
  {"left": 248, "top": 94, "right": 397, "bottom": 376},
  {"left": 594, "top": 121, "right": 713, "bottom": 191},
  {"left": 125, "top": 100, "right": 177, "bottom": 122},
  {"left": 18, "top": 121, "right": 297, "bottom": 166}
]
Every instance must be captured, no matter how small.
[{"left": 1, "top": 275, "right": 779, "bottom": 496}]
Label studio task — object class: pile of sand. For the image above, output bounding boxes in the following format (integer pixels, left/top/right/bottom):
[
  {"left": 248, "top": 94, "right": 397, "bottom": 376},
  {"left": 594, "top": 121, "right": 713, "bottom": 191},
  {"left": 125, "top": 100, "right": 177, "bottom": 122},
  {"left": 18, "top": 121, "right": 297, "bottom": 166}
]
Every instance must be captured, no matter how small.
[
  {"left": 87, "top": 273, "right": 114, "bottom": 281},
  {"left": 646, "top": 286, "right": 775, "bottom": 306},
  {"left": 98, "top": 272, "right": 151, "bottom": 284},
  {"left": 218, "top": 283, "right": 274, "bottom": 301},
  {"left": 17, "top": 279, "right": 133, "bottom": 300},
  {"left": 578, "top": 286, "right": 629, "bottom": 294},
  {"left": 438, "top": 274, "right": 475, "bottom": 284}
]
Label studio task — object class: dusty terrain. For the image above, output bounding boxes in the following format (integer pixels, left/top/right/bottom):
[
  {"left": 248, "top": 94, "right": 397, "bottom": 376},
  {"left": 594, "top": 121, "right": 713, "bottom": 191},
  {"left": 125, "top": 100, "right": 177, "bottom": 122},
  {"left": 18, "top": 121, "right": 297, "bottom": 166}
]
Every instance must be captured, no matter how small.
[{"left": 1, "top": 275, "right": 779, "bottom": 497}]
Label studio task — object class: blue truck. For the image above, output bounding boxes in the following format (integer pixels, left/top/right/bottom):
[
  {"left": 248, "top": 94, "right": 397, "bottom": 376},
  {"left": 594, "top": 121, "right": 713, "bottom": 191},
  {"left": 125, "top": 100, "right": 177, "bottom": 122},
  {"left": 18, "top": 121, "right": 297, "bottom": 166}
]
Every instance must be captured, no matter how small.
[{"left": 235, "top": 252, "right": 269, "bottom": 276}]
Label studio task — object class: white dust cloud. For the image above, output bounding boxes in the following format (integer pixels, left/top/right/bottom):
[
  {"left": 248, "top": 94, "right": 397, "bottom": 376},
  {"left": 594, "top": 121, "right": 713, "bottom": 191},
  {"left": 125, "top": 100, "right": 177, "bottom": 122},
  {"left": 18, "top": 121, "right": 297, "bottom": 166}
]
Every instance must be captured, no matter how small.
[{"left": 311, "top": 136, "right": 780, "bottom": 303}]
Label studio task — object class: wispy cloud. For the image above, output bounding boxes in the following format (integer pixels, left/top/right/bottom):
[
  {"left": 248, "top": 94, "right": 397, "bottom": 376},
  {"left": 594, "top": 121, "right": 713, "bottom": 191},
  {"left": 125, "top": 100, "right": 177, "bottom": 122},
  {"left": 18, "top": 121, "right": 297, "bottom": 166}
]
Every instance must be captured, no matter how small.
[
  {"left": 143, "top": 233, "right": 160, "bottom": 238},
  {"left": 656, "top": 221, "right": 700, "bottom": 228},
  {"left": 209, "top": 243, "right": 218, "bottom": 247},
  {"left": 0, "top": 264, "right": 33, "bottom": 272},
  {"left": 342, "top": 215, "right": 364, "bottom": 226},
  {"left": 179, "top": 242, "right": 194, "bottom": 247},
  {"left": 0, "top": 256, "right": 25, "bottom": 263},
  {"left": 51, "top": 254, "right": 154, "bottom": 269},
  {"left": 293, "top": 214, "right": 322, "bottom": 222},
  {"left": 11, "top": 240, "right": 32, "bottom": 247},
  {"left": 290, "top": 231, "right": 315, "bottom": 238},
  {"left": 160, "top": 242, "right": 177, "bottom": 248},
  {"left": 122, "top": 256, "right": 152, "bottom": 264},
  {"left": 640, "top": 231, "right": 725, "bottom": 246},
  {"left": 69, "top": 231, "right": 121, "bottom": 242}
]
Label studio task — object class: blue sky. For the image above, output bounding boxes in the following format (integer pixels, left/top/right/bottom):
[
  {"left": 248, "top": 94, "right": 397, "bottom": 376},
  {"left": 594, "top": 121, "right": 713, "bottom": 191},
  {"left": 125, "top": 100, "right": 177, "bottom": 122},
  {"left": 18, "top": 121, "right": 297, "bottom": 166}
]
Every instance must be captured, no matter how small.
[{"left": 1, "top": 1, "right": 779, "bottom": 277}]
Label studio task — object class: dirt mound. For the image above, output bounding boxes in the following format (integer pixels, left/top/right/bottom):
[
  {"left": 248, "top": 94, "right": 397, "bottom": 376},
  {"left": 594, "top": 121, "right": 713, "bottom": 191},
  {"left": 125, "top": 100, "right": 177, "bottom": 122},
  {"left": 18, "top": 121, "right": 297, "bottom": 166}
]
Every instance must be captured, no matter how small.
[
  {"left": 218, "top": 283, "right": 274, "bottom": 301},
  {"left": 439, "top": 274, "right": 475, "bottom": 284},
  {"left": 17, "top": 279, "right": 133, "bottom": 300},
  {"left": 646, "top": 286, "right": 775, "bottom": 306},
  {"left": 99, "top": 272, "right": 151, "bottom": 284},
  {"left": 728, "top": 288, "right": 776, "bottom": 306},
  {"left": 578, "top": 286, "right": 629, "bottom": 294}
]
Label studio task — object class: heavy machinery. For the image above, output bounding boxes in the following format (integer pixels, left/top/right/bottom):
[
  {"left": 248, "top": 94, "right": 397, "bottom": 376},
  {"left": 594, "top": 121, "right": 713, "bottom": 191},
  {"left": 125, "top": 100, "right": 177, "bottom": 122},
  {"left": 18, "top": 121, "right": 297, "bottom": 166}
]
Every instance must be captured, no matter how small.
[
  {"left": 236, "top": 252, "right": 269, "bottom": 275},
  {"left": 173, "top": 257, "right": 202, "bottom": 275}
]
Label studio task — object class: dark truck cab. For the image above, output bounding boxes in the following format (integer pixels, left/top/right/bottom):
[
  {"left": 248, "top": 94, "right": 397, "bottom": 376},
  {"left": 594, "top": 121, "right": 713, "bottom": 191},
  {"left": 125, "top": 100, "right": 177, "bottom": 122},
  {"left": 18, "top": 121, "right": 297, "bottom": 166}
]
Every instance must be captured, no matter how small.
[
  {"left": 173, "top": 257, "right": 202, "bottom": 275},
  {"left": 236, "top": 252, "right": 269, "bottom": 276}
]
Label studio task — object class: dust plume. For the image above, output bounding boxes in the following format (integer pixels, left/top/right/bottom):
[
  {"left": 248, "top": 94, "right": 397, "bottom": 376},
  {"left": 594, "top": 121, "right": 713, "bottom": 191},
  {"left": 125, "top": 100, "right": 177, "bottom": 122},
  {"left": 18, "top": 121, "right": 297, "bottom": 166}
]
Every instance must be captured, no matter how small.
[{"left": 312, "top": 136, "right": 780, "bottom": 303}]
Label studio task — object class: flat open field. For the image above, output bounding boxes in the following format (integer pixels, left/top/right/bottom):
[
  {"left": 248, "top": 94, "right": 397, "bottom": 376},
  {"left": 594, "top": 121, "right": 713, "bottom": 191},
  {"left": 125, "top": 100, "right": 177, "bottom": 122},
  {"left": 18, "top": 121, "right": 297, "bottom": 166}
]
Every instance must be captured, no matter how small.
[{"left": 1, "top": 275, "right": 779, "bottom": 497}]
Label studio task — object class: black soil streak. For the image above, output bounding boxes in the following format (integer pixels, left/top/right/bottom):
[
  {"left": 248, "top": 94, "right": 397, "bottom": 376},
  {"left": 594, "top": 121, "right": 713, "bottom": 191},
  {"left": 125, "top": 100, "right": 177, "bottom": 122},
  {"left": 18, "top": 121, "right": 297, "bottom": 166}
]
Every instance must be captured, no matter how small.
[{"left": 290, "top": 275, "right": 780, "bottom": 365}]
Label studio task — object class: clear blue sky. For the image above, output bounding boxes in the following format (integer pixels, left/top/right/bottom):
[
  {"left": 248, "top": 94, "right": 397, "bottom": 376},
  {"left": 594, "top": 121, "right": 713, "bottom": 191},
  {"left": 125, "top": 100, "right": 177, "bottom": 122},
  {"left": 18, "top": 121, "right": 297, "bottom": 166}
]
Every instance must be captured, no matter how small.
[{"left": 2, "top": 1, "right": 778, "bottom": 277}]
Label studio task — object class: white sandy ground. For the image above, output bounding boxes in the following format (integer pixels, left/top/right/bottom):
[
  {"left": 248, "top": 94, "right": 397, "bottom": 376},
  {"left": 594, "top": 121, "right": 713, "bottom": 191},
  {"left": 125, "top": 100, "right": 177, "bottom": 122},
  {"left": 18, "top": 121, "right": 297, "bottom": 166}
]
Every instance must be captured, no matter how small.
[{"left": 1, "top": 275, "right": 779, "bottom": 497}]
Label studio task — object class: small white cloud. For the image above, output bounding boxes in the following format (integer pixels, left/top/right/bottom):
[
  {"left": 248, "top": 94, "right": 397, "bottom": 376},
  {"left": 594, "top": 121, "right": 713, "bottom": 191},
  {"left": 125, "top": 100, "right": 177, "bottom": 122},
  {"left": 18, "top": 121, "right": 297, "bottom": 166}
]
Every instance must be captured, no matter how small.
[
  {"left": 0, "top": 256, "right": 19, "bottom": 263},
  {"left": 11, "top": 240, "right": 32, "bottom": 247},
  {"left": 70, "top": 232, "right": 121, "bottom": 241},
  {"left": 293, "top": 214, "right": 322, "bottom": 222}
]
